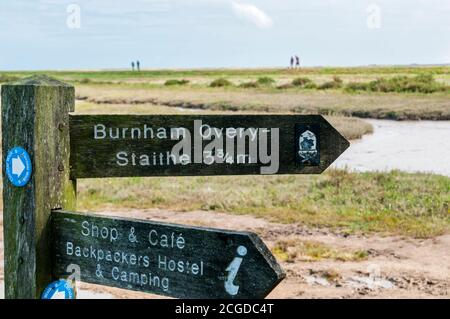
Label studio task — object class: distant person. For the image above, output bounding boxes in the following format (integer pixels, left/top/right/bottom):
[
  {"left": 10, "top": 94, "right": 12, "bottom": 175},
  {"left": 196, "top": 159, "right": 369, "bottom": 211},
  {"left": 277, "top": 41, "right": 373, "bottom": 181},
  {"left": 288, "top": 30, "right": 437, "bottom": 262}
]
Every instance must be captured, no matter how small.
[
  {"left": 290, "top": 56, "right": 294, "bottom": 69},
  {"left": 131, "top": 61, "right": 135, "bottom": 71},
  {"left": 136, "top": 60, "right": 140, "bottom": 71},
  {"left": 295, "top": 55, "right": 300, "bottom": 68}
]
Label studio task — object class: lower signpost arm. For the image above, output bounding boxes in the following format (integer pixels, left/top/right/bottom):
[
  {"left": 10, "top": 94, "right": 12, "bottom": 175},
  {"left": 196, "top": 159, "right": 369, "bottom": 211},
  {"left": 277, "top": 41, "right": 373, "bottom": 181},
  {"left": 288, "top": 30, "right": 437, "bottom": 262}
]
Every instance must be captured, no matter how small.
[{"left": 51, "top": 210, "right": 285, "bottom": 299}]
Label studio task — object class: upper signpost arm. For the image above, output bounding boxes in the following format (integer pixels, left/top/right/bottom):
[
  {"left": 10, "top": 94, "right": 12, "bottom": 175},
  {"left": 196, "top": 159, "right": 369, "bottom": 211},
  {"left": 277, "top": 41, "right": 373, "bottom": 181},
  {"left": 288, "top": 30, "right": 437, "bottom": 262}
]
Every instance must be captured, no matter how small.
[
  {"left": 69, "top": 114, "right": 349, "bottom": 178},
  {"left": 1, "top": 75, "right": 77, "bottom": 299}
]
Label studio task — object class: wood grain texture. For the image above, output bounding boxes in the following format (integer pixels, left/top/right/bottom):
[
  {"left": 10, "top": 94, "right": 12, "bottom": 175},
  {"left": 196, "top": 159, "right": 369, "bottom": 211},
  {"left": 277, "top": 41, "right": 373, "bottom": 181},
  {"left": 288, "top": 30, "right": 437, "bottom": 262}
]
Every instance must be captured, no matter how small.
[
  {"left": 1, "top": 75, "right": 76, "bottom": 299},
  {"left": 70, "top": 114, "right": 349, "bottom": 178},
  {"left": 52, "top": 210, "right": 285, "bottom": 299}
]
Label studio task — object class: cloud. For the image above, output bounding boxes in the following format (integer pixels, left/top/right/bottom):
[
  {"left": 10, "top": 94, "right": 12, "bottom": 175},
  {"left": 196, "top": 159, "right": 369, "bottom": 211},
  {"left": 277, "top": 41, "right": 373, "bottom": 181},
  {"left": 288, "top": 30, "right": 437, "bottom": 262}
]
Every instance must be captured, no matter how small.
[{"left": 231, "top": 1, "right": 273, "bottom": 29}]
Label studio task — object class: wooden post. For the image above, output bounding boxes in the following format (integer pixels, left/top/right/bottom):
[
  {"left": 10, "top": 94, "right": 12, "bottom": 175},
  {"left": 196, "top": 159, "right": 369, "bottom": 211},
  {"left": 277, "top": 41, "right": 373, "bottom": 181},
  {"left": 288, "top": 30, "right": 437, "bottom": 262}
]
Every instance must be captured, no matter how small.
[{"left": 2, "top": 75, "right": 76, "bottom": 299}]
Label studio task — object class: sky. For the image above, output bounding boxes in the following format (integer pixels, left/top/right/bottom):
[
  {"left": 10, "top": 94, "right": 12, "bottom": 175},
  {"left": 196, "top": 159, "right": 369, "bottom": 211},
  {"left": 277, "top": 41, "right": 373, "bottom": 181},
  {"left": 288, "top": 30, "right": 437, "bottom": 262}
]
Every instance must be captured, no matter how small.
[{"left": 0, "top": 0, "right": 449, "bottom": 70}]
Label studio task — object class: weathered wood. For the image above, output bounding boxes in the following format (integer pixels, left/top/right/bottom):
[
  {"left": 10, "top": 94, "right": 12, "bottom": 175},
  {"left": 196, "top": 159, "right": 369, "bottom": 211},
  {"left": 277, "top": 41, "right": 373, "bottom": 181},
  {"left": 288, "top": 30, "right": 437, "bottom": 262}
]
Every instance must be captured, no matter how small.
[
  {"left": 1, "top": 75, "right": 76, "bottom": 299},
  {"left": 70, "top": 114, "right": 349, "bottom": 178},
  {"left": 52, "top": 210, "right": 285, "bottom": 299}
]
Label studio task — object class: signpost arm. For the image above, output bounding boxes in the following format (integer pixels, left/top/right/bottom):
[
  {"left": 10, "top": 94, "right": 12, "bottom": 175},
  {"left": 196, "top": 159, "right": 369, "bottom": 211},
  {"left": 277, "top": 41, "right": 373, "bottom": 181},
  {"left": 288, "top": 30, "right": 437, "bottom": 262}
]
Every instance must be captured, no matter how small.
[{"left": 1, "top": 75, "right": 77, "bottom": 299}]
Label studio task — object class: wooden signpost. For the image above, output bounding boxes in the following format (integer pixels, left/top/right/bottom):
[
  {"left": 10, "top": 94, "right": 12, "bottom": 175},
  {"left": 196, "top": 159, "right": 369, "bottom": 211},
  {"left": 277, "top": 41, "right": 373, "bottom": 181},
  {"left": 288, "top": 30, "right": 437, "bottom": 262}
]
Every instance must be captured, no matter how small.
[
  {"left": 70, "top": 114, "right": 349, "bottom": 178},
  {"left": 1, "top": 75, "right": 350, "bottom": 299},
  {"left": 2, "top": 76, "right": 76, "bottom": 299},
  {"left": 52, "top": 211, "right": 284, "bottom": 299}
]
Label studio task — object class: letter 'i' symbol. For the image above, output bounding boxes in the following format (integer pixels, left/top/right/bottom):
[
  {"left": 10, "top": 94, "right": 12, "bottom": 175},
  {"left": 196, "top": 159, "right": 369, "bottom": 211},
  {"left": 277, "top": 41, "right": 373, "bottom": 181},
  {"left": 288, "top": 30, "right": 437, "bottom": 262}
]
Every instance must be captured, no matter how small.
[{"left": 224, "top": 246, "right": 247, "bottom": 296}]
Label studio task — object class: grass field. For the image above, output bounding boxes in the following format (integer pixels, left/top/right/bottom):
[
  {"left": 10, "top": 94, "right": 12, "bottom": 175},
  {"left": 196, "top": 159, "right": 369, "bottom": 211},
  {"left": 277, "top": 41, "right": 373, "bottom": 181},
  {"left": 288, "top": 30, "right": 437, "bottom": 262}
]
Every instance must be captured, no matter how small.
[
  {"left": 75, "top": 83, "right": 450, "bottom": 120},
  {"left": 1, "top": 66, "right": 449, "bottom": 239},
  {"left": 77, "top": 170, "right": 450, "bottom": 239},
  {"left": 2, "top": 65, "right": 450, "bottom": 80},
  {"left": 272, "top": 238, "right": 369, "bottom": 262},
  {"left": 2, "top": 66, "right": 450, "bottom": 120}
]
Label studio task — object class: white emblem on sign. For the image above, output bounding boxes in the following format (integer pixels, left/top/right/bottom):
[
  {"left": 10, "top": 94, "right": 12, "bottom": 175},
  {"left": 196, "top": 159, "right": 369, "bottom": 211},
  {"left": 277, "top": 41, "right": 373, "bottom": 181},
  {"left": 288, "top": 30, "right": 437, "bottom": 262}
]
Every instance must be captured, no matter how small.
[
  {"left": 298, "top": 130, "right": 318, "bottom": 163},
  {"left": 41, "top": 279, "right": 75, "bottom": 299},
  {"left": 12, "top": 156, "right": 26, "bottom": 177},
  {"left": 224, "top": 246, "right": 247, "bottom": 296},
  {"left": 51, "top": 290, "right": 68, "bottom": 299}
]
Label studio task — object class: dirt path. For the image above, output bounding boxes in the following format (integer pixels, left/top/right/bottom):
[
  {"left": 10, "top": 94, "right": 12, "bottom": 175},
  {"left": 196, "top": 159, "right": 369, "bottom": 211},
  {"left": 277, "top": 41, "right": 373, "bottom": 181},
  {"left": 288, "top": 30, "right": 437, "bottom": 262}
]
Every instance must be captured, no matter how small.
[{"left": 1, "top": 209, "right": 449, "bottom": 299}]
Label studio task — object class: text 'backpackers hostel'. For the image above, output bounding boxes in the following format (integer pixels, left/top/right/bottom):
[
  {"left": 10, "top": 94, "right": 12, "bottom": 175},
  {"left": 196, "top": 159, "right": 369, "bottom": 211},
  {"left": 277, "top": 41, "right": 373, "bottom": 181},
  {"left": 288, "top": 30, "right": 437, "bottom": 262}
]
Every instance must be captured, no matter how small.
[
  {"left": 65, "top": 219, "right": 203, "bottom": 293},
  {"left": 93, "top": 119, "right": 280, "bottom": 174}
]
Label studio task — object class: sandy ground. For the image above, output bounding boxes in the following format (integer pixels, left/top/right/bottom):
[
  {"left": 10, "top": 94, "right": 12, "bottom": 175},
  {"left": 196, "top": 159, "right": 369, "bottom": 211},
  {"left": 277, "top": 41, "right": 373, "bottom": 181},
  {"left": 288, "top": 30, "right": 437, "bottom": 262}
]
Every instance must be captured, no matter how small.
[{"left": 1, "top": 209, "right": 449, "bottom": 299}]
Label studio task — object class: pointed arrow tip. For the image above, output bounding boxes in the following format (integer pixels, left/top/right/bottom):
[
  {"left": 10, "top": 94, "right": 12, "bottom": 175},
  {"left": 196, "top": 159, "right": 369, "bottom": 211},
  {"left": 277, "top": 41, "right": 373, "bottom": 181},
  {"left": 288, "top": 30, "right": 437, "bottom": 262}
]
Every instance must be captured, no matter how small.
[
  {"left": 317, "top": 115, "right": 352, "bottom": 171},
  {"left": 246, "top": 232, "right": 286, "bottom": 298}
]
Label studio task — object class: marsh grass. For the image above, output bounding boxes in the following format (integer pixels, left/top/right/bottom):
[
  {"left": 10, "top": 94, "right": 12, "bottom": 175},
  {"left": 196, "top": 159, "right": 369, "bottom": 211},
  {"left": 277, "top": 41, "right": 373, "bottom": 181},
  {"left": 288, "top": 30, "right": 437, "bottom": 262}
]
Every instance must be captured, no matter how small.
[
  {"left": 318, "top": 76, "right": 343, "bottom": 90},
  {"left": 3, "top": 66, "right": 449, "bottom": 120},
  {"left": 210, "top": 78, "right": 233, "bottom": 87},
  {"left": 3, "top": 65, "right": 448, "bottom": 81},
  {"left": 75, "top": 83, "right": 450, "bottom": 120},
  {"left": 164, "top": 79, "right": 189, "bottom": 86},
  {"left": 345, "top": 74, "right": 449, "bottom": 94},
  {"left": 239, "top": 81, "right": 259, "bottom": 88},
  {"left": 77, "top": 170, "right": 450, "bottom": 238},
  {"left": 277, "top": 83, "right": 295, "bottom": 89},
  {"left": 292, "top": 77, "right": 313, "bottom": 87},
  {"left": 325, "top": 116, "right": 373, "bottom": 139},
  {"left": 256, "top": 76, "right": 276, "bottom": 86},
  {"left": 272, "top": 239, "right": 369, "bottom": 262},
  {"left": 0, "top": 75, "right": 20, "bottom": 83}
]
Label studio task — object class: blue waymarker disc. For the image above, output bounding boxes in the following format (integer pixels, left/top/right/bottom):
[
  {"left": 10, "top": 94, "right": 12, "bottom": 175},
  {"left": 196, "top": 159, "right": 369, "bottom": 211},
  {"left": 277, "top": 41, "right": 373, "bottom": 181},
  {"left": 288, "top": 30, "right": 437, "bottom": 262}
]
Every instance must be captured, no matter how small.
[
  {"left": 5, "top": 146, "right": 32, "bottom": 187},
  {"left": 41, "top": 280, "right": 75, "bottom": 299}
]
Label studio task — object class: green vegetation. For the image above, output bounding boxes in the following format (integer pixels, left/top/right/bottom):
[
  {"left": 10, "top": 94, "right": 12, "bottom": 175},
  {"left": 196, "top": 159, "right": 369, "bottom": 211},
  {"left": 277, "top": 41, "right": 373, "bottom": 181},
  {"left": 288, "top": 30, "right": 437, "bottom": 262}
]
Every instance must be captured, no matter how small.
[
  {"left": 345, "top": 74, "right": 448, "bottom": 94},
  {"left": 210, "top": 78, "right": 233, "bottom": 88},
  {"left": 239, "top": 81, "right": 259, "bottom": 88},
  {"left": 256, "top": 76, "right": 275, "bottom": 86},
  {"left": 345, "top": 81, "right": 371, "bottom": 92},
  {"left": 2, "top": 66, "right": 449, "bottom": 95},
  {"left": 77, "top": 170, "right": 450, "bottom": 238},
  {"left": 80, "top": 78, "right": 93, "bottom": 84},
  {"left": 318, "top": 76, "right": 343, "bottom": 90},
  {"left": 272, "top": 239, "right": 369, "bottom": 262},
  {"left": 277, "top": 83, "right": 294, "bottom": 89},
  {"left": 75, "top": 82, "right": 450, "bottom": 120},
  {"left": 179, "top": 72, "right": 449, "bottom": 94},
  {"left": 304, "top": 82, "right": 318, "bottom": 89},
  {"left": 237, "top": 77, "right": 275, "bottom": 89},
  {"left": 164, "top": 79, "right": 189, "bottom": 86},
  {"left": 0, "top": 74, "right": 20, "bottom": 83},
  {"left": 2, "top": 65, "right": 449, "bottom": 81},
  {"left": 292, "top": 77, "right": 313, "bottom": 87}
]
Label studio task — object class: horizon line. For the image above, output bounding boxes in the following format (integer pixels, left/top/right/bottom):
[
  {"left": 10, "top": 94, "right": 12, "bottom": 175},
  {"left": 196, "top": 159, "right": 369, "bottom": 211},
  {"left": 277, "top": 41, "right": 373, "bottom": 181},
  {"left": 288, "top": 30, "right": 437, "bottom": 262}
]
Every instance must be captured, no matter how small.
[{"left": 2, "top": 63, "right": 450, "bottom": 73}]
